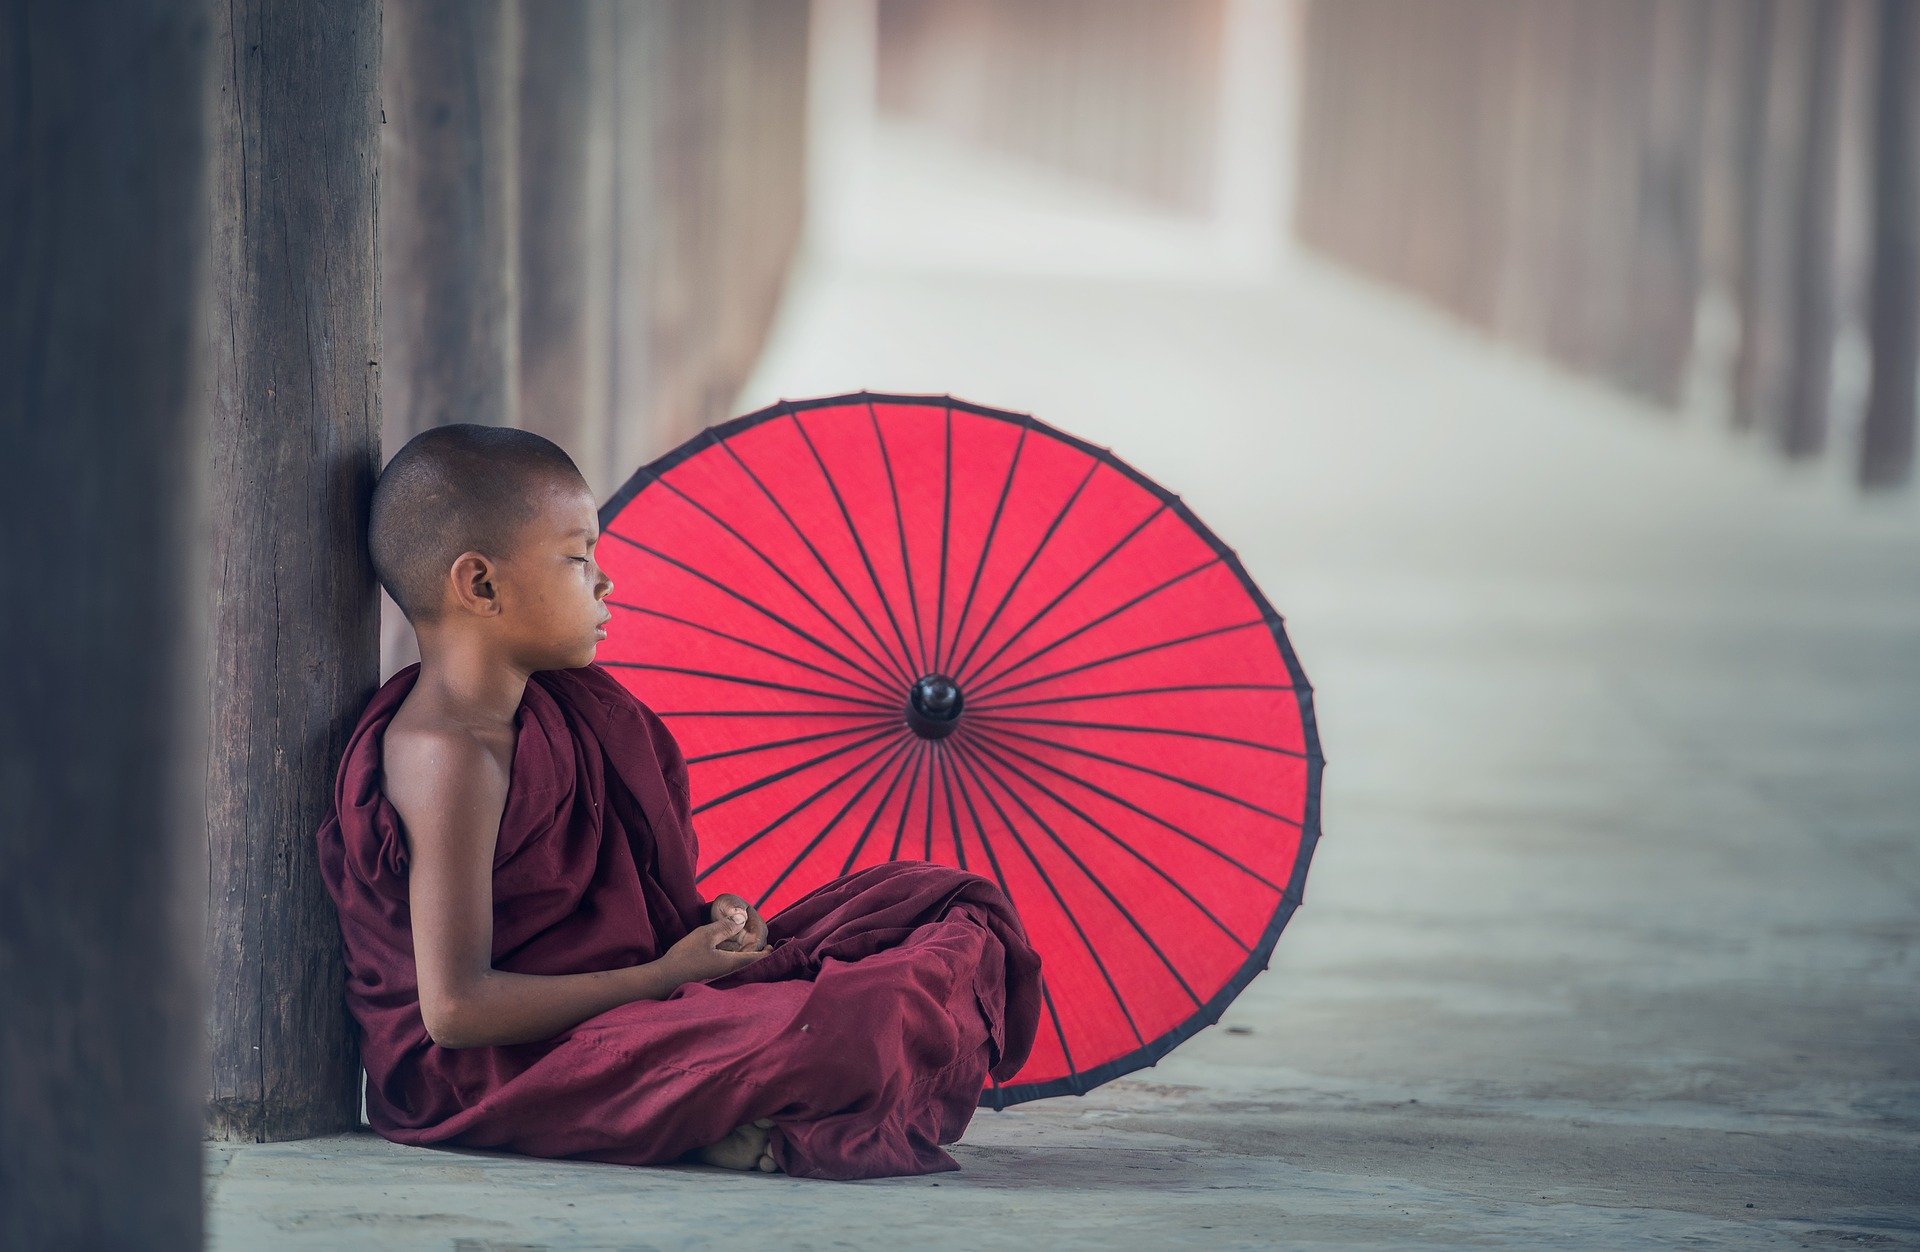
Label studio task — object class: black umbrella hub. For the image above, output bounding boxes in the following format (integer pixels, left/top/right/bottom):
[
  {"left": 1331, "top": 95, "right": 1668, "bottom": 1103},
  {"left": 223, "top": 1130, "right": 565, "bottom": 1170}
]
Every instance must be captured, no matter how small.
[{"left": 906, "top": 674, "right": 964, "bottom": 740}]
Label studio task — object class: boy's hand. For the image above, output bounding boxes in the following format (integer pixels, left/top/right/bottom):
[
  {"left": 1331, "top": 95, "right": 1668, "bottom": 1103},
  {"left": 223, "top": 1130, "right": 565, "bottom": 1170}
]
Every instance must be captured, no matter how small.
[
  {"left": 661, "top": 912, "right": 767, "bottom": 984},
  {"left": 708, "top": 893, "right": 769, "bottom": 953}
]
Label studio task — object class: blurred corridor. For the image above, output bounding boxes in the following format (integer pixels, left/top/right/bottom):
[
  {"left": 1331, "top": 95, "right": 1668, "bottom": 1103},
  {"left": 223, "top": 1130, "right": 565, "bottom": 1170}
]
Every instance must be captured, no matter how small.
[{"left": 196, "top": 1, "right": 1920, "bottom": 1245}]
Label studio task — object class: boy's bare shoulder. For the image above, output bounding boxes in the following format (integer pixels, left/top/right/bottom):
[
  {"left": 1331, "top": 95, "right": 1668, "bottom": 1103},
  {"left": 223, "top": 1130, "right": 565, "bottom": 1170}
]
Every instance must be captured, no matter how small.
[{"left": 379, "top": 694, "right": 515, "bottom": 845}]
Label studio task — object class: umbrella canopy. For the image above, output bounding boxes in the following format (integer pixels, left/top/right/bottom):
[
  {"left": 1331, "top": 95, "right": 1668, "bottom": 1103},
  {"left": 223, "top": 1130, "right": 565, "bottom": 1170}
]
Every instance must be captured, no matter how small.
[{"left": 596, "top": 392, "right": 1323, "bottom": 1104}]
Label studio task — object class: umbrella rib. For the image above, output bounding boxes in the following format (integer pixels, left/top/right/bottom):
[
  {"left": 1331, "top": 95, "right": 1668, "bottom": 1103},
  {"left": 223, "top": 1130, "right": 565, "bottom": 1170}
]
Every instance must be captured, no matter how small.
[
  {"left": 610, "top": 602, "right": 889, "bottom": 702},
  {"left": 940, "top": 743, "right": 1086, "bottom": 1079},
  {"left": 971, "top": 619, "right": 1267, "bottom": 704},
  {"left": 755, "top": 736, "right": 919, "bottom": 906},
  {"left": 958, "top": 502, "right": 1168, "bottom": 692},
  {"left": 791, "top": 414, "right": 924, "bottom": 685},
  {"left": 603, "top": 533, "right": 897, "bottom": 695},
  {"left": 974, "top": 723, "right": 1302, "bottom": 828},
  {"left": 602, "top": 662, "right": 893, "bottom": 711},
  {"left": 969, "top": 732, "right": 1287, "bottom": 895},
  {"left": 884, "top": 742, "right": 932, "bottom": 863},
  {"left": 972, "top": 681, "right": 1294, "bottom": 713},
  {"left": 938, "top": 426, "right": 1028, "bottom": 676},
  {"left": 690, "top": 723, "right": 904, "bottom": 816},
  {"left": 932, "top": 407, "right": 953, "bottom": 678},
  {"left": 955, "top": 740, "right": 1206, "bottom": 1008},
  {"left": 636, "top": 475, "right": 904, "bottom": 692},
  {"left": 695, "top": 733, "right": 913, "bottom": 882},
  {"left": 713, "top": 434, "right": 917, "bottom": 688},
  {"left": 949, "top": 743, "right": 1149, "bottom": 1047},
  {"left": 966, "top": 557, "right": 1219, "bottom": 696},
  {"left": 970, "top": 712, "right": 1307, "bottom": 760},
  {"left": 935, "top": 745, "right": 968, "bottom": 872},
  {"left": 652, "top": 708, "right": 895, "bottom": 719},
  {"left": 869, "top": 401, "right": 931, "bottom": 675},
  {"left": 839, "top": 740, "right": 924, "bottom": 877},
  {"left": 964, "top": 735, "right": 1253, "bottom": 955},
  {"left": 947, "top": 459, "right": 1100, "bottom": 686},
  {"left": 686, "top": 717, "right": 902, "bottom": 766}
]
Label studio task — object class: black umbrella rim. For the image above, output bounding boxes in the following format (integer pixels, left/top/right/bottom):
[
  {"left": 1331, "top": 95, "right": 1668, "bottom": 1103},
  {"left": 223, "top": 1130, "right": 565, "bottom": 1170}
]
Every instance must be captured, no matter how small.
[{"left": 599, "top": 390, "right": 1326, "bottom": 1108}]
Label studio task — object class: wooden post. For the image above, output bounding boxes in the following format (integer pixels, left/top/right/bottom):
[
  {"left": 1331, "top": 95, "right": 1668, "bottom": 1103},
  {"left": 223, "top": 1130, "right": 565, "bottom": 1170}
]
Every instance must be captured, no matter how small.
[
  {"left": 204, "top": 0, "right": 381, "bottom": 1141},
  {"left": 0, "top": 1, "right": 209, "bottom": 1245},
  {"left": 1863, "top": 0, "right": 1919, "bottom": 487}
]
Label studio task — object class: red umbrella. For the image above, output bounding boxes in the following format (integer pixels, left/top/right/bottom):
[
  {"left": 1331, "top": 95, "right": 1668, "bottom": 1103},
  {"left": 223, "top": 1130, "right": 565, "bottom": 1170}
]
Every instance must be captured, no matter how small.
[{"left": 595, "top": 392, "right": 1323, "bottom": 1104}]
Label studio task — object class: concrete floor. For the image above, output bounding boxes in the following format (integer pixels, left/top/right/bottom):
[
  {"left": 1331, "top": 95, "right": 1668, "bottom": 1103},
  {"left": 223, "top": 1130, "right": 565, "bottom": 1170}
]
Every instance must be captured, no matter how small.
[{"left": 209, "top": 133, "right": 1920, "bottom": 1250}]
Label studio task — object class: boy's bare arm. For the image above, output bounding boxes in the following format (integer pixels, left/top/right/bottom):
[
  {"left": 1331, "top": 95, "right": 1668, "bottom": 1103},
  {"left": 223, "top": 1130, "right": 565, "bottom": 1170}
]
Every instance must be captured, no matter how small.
[{"left": 384, "top": 723, "right": 764, "bottom": 1049}]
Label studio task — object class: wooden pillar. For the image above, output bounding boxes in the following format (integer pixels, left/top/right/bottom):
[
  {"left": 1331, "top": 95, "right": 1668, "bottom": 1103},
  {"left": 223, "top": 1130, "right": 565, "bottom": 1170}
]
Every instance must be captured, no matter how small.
[
  {"left": 205, "top": 0, "right": 381, "bottom": 1141},
  {"left": 0, "top": 1, "right": 209, "bottom": 1245},
  {"left": 1863, "top": 0, "right": 1919, "bottom": 487}
]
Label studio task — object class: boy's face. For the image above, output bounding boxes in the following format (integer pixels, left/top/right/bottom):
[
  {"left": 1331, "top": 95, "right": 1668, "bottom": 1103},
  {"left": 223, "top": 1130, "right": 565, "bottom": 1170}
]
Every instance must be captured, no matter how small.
[{"left": 493, "top": 474, "right": 613, "bottom": 671}]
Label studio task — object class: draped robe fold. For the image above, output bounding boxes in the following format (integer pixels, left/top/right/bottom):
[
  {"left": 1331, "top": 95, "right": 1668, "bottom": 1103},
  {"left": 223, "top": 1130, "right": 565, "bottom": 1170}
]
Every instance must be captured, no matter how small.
[{"left": 315, "top": 663, "right": 1042, "bottom": 1180}]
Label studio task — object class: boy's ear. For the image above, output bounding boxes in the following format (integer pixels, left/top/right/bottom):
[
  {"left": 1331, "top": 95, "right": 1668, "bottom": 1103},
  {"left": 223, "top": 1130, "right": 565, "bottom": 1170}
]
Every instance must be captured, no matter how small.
[{"left": 448, "top": 551, "right": 503, "bottom": 617}]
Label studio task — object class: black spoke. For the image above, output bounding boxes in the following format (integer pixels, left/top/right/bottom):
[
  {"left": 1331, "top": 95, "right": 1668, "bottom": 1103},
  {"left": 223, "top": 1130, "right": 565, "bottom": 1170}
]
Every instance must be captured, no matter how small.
[
  {"left": 792, "top": 414, "right": 923, "bottom": 686},
  {"left": 757, "top": 737, "right": 918, "bottom": 905},
  {"left": 932, "top": 407, "right": 953, "bottom": 680},
  {"left": 971, "top": 619, "right": 1267, "bottom": 704},
  {"left": 639, "top": 472, "right": 907, "bottom": 690},
  {"left": 958, "top": 502, "right": 1167, "bottom": 690},
  {"left": 956, "top": 740, "right": 1204, "bottom": 1009},
  {"left": 971, "top": 722, "right": 1302, "bottom": 829},
  {"left": 610, "top": 602, "right": 890, "bottom": 701},
  {"left": 967, "top": 557, "right": 1217, "bottom": 695},
  {"left": 885, "top": 741, "right": 932, "bottom": 863},
  {"left": 839, "top": 741, "right": 924, "bottom": 876},
  {"left": 941, "top": 734, "right": 1082, "bottom": 1077},
  {"left": 936, "top": 744, "right": 968, "bottom": 872},
  {"left": 965, "top": 735, "right": 1252, "bottom": 955},
  {"left": 965, "top": 730, "right": 1286, "bottom": 894},
  {"left": 869, "top": 401, "right": 930, "bottom": 676},
  {"left": 602, "top": 661, "right": 893, "bottom": 711},
  {"left": 970, "top": 712, "right": 1307, "bottom": 760},
  {"left": 652, "top": 708, "right": 896, "bottom": 719},
  {"left": 604, "top": 531, "right": 897, "bottom": 692},
  {"left": 949, "top": 742, "right": 1147, "bottom": 1047},
  {"left": 692, "top": 723, "right": 904, "bottom": 816},
  {"left": 938, "top": 425, "right": 1028, "bottom": 675},
  {"left": 948, "top": 459, "right": 1099, "bottom": 685},
  {"left": 714, "top": 427, "right": 917, "bottom": 688},
  {"left": 687, "top": 718, "right": 902, "bottom": 766},
  {"left": 969, "top": 681, "right": 1293, "bottom": 713},
  {"left": 696, "top": 733, "right": 912, "bottom": 882}
]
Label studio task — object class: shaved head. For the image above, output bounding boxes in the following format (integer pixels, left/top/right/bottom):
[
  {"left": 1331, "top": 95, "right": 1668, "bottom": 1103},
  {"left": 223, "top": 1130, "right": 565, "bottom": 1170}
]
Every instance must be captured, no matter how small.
[{"left": 369, "top": 424, "right": 586, "bottom": 622}]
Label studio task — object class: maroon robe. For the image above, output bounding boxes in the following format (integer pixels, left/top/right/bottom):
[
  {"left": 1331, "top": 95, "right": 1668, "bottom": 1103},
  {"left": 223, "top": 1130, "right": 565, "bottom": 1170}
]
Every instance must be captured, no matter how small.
[{"left": 315, "top": 662, "right": 1041, "bottom": 1180}]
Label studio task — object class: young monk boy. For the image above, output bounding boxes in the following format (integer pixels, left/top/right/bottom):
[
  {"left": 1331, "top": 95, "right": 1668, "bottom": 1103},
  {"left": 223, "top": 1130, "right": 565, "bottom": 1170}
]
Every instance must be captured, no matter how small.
[{"left": 315, "top": 424, "right": 1041, "bottom": 1179}]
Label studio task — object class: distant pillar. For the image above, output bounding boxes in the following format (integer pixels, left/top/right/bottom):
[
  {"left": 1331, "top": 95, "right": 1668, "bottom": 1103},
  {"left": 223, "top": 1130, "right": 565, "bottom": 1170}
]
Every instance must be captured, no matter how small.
[
  {"left": 1863, "top": 0, "right": 1919, "bottom": 488},
  {"left": 381, "top": 0, "right": 520, "bottom": 444},
  {"left": 204, "top": 0, "right": 381, "bottom": 1141},
  {"left": 0, "top": 1, "right": 209, "bottom": 1246},
  {"left": 1779, "top": 0, "right": 1845, "bottom": 458},
  {"left": 516, "top": 0, "right": 617, "bottom": 496}
]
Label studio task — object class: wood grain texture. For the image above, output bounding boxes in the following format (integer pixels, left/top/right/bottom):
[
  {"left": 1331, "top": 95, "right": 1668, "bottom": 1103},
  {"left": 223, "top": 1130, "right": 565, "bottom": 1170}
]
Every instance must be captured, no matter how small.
[
  {"left": 0, "top": 0, "right": 210, "bottom": 1244},
  {"left": 204, "top": 0, "right": 380, "bottom": 1142}
]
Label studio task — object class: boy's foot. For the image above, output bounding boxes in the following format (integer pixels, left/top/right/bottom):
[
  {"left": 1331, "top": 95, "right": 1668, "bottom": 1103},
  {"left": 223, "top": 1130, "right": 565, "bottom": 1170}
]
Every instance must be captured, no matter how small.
[{"left": 697, "top": 1119, "right": 780, "bottom": 1172}]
